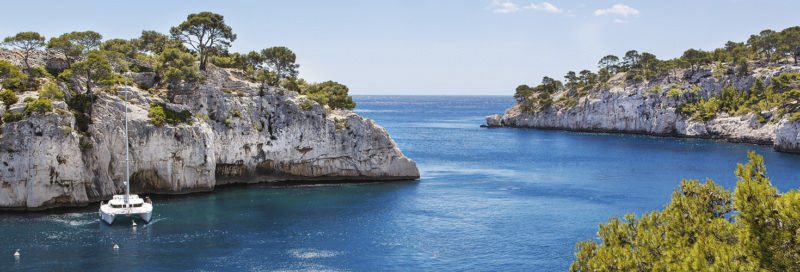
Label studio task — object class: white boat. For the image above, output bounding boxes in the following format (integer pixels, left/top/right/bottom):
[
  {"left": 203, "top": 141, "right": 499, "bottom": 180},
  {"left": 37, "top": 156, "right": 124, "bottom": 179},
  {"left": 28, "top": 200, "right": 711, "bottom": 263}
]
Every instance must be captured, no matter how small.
[{"left": 99, "top": 85, "right": 153, "bottom": 225}]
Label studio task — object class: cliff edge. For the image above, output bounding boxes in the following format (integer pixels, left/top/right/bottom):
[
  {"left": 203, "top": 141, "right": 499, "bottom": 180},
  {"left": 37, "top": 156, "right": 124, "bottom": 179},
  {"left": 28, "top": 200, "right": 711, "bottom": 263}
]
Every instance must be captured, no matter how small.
[
  {"left": 486, "top": 63, "right": 800, "bottom": 153},
  {"left": 0, "top": 54, "right": 419, "bottom": 211}
]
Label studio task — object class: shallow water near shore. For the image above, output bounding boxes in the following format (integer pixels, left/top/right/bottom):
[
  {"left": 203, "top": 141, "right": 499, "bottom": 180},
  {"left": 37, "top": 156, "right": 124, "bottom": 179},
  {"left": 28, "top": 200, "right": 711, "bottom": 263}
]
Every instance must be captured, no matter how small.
[{"left": 2, "top": 95, "right": 800, "bottom": 271}]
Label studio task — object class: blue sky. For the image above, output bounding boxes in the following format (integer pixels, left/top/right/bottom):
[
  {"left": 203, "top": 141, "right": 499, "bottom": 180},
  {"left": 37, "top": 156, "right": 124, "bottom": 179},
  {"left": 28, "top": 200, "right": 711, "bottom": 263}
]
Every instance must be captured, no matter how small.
[{"left": 1, "top": 0, "right": 798, "bottom": 95}]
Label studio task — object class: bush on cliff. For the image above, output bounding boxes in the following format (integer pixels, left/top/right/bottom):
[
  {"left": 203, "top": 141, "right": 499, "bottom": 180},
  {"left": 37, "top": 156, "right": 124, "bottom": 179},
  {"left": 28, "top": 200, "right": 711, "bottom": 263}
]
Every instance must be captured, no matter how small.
[
  {"left": 3, "top": 32, "right": 46, "bottom": 83},
  {"left": 675, "top": 73, "right": 800, "bottom": 121},
  {"left": 2, "top": 111, "right": 23, "bottom": 122},
  {"left": 23, "top": 98, "right": 52, "bottom": 114},
  {"left": 0, "top": 60, "right": 27, "bottom": 91},
  {"left": 148, "top": 103, "right": 192, "bottom": 126},
  {"left": 301, "top": 81, "right": 356, "bottom": 110},
  {"left": 516, "top": 77, "right": 562, "bottom": 112},
  {"left": 0, "top": 89, "right": 19, "bottom": 110},
  {"left": 514, "top": 26, "right": 800, "bottom": 114},
  {"left": 3, "top": 12, "right": 356, "bottom": 112},
  {"left": 570, "top": 152, "right": 800, "bottom": 271},
  {"left": 38, "top": 82, "right": 64, "bottom": 100},
  {"left": 156, "top": 47, "right": 201, "bottom": 88}
]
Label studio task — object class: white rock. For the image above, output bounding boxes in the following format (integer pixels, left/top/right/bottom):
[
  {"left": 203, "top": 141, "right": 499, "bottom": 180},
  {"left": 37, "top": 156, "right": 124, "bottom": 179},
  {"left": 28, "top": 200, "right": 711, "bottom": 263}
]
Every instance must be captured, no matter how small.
[
  {"left": 0, "top": 66, "right": 419, "bottom": 210},
  {"left": 489, "top": 67, "right": 800, "bottom": 153}
]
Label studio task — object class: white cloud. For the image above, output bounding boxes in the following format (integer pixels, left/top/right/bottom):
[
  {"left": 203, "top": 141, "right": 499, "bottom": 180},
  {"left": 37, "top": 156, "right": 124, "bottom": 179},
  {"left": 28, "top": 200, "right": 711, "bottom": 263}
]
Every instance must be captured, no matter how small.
[
  {"left": 490, "top": 0, "right": 520, "bottom": 13},
  {"left": 524, "top": 2, "right": 562, "bottom": 13},
  {"left": 613, "top": 18, "right": 628, "bottom": 24},
  {"left": 594, "top": 4, "right": 640, "bottom": 17}
]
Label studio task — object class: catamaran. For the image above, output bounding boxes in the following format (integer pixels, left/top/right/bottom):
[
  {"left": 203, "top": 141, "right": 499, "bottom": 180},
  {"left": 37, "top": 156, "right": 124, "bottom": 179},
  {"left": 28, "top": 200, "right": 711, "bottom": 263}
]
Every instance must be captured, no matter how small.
[{"left": 99, "top": 85, "right": 153, "bottom": 225}]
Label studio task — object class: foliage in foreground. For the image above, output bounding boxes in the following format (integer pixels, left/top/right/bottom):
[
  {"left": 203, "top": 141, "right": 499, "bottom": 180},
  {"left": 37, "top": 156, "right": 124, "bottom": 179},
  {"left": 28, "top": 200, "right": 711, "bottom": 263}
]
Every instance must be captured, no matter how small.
[{"left": 571, "top": 152, "right": 800, "bottom": 271}]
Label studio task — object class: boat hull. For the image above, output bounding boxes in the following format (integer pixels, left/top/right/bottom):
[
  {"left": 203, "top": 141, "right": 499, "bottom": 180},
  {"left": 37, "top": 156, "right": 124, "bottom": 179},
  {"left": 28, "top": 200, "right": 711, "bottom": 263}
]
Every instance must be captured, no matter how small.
[
  {"left": 100, "top": 211, "right": 115, "bottom": 225},
  {"left": 99, "top": 210, "right": 152, "bottom": 225},
  {"left": 99, "top": 195, "right": 153, "bottom": 225}
]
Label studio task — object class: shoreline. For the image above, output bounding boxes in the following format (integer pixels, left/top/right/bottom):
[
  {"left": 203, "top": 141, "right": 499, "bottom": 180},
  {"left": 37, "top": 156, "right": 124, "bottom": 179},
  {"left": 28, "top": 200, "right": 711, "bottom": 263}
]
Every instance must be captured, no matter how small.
[
  {"left": 0, "top": 177, "right": 420, "bottom": 213},
  {"left": 482, "top": 123, "right": 800, "bottom": 156},
  {"left": 482, "top": 124, "right": 778, "bottom": 146}
]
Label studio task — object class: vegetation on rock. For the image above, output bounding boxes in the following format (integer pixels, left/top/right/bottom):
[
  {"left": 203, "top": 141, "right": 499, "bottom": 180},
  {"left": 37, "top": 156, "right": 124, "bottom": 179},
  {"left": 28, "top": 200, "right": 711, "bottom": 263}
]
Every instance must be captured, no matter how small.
[
  {"left": 0, "top": 89, "right": 18, "bottom": 110},
  {"left": 677, "top": 73, "right": 800, "bottom": 122},
  {"left": 169, "top": 12, "right": 236, "bottom": 71},
  {"left": 3, "top": 32, "right": 46, "bottom": 82},
  {"left": 513, "top": 26, "right": 800, "bottom": 122},
  {"left": 0, "top": 60, "right": 28, "bottom": 91},
  {"left": 157, "top": 47, "right": 201, "bottom": 87},
  {"left": 38, "top": 81, "right": 65, "bottom": 100},
  {"left": 61, "top": 50, "right": 114, "bottom": 95},
  {"left": 2, "top": 111, "right": 23, "bottom": 123},
  {"left": 301, "top": 81, "right": 357, "bottom": 110},
  {"left": 147, "top": 103, "right": 192, "bottom": 127},
  {"left": 0, "top": 11, "right": 358, "bottom": 135},
  {"left": 23, "top": 98, "right": 52, "bottom": 114}
]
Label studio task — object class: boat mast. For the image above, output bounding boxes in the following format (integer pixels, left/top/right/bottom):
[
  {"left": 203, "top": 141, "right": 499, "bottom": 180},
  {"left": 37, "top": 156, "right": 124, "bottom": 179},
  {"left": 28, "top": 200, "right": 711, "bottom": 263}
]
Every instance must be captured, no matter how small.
[{"left": 124, "top": 85, "right": 130, "bottom": 205}]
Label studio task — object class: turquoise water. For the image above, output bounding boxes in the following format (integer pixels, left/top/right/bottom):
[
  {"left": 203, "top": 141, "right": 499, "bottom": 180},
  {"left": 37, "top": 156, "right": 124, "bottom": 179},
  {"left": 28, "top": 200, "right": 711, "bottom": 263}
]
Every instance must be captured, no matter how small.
[{"left": 2, "top": 95, "right": 800, "bottom": 271}]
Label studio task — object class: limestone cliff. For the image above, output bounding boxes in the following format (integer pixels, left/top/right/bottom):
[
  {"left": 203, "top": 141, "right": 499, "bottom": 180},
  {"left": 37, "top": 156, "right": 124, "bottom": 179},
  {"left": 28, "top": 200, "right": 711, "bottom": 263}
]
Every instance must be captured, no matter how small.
[
  {"left": 486, "top": 64, "right": 800, "bottom": 153},
  {"left": 0, "top": 57, "right": 418, "bottom": 211}
]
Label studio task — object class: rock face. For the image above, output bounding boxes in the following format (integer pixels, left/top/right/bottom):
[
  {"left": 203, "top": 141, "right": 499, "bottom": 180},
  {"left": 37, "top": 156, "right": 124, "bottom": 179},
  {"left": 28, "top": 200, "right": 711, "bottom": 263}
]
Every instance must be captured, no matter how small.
[
  {"left": 0, "top": 65, "right": 419, "bottom": 211},
  {"left": 487, "top": 65, "right": 800, "bottom": 153}
]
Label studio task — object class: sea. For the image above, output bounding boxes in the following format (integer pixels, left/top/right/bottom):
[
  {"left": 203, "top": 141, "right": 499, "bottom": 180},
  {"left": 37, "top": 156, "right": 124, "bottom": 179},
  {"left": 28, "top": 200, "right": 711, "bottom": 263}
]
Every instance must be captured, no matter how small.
[{"left": 2, "top": 95, "right": 799, "bottom": 271}]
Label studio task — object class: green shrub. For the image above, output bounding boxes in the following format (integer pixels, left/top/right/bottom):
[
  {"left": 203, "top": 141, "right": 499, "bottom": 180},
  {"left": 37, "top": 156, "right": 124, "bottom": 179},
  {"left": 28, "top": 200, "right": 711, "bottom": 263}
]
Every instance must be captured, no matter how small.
[
  {"left": 147, "top": 103, "right": 192, "bottom": 126},
  {"left": 2, "top": 111, "right": 24, "bottom": 122},
  {"left": 195, "top": 113, "right": 209, "bottom": 121},
  {"left": 0, "top": 60, "right": 27, "bottom": 91},
  {"left": 232, "top": 109, "right": 241, "bottom": 118},
  {"left": 30, "top": 66, "right": 54, "bottom": 80},
  {"left": 690, "top": 97, "right": 720, "bottom": 121},
  {"left": 223, "top": 89, "right": 245, "bottom": 96},
  {"left": 223, "top": 118, "right": 233, "bottom": 127},
  {"left": 38, "top": 82, "right": 65, "bottom": 100},
  {"left": 210, "top": 55, "right": 243, "bottom": 69},
  {"left": 301, "top": 81, "right": 356, "bottom": 110},
  {"left": 299, "top": 100, "right": 313, "bottom": 111},
  {"left": 23, "top": 97, "right": 34, "bottom": 103},
  {"left": 647, "top": 85, "right": 662, "bottom": 95},
  {"left": 711, "top": 63, "right": 726, "bottom": 79},
  {"left": 667, "top": 84, "right": 699, "bottom": 97},
  {"left": 335, "top": 118, "right": 349, "bottom": 130},
  {"left": 789, "top": 112, "right": 800, "bottom": 121},
  {"left": 24, "top": 98, "right": 52, "bottom": 114},
  {"left": 570, "top": 152, "right": 800, "bottom": 272},
  {"left": 562, "top": 97, "right": 577, "bottom": 108},
  {"left": 0, "top": 89, "right": 19, "bottom": 110},
  {"left": 157, "top": 48, "right": 201, "bottom": 87},
  {"left": 131, "top": 55, "right": 156, "bottom": 73},
  {"left": 67, "top": 94, "right": 93, "bottom": 134}
]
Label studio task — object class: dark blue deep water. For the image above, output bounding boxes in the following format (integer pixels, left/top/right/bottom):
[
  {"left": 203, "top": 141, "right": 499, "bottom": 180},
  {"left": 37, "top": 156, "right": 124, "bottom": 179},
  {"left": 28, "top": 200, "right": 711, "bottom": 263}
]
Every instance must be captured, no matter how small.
[{"left": 2, "top": 95, "right": 800, "bottom": 271}]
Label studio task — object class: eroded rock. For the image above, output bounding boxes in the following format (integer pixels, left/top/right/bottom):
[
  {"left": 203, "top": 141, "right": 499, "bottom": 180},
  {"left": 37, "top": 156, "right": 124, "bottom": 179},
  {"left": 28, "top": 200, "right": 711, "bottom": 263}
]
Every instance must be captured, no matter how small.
[{"left": 0, "top": 65, "right": 419, "bottom": 210}]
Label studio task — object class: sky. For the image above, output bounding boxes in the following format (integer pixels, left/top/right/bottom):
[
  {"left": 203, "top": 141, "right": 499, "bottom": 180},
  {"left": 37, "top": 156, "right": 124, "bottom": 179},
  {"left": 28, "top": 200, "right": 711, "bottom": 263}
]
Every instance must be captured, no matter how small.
[{"left": 1, "top": 0, "right": 799, "bottom": 95}]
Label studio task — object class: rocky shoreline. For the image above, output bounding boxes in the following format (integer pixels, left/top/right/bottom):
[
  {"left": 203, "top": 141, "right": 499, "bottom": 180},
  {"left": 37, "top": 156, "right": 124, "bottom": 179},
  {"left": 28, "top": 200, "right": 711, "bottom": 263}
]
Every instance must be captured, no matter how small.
[
  {"left": 0, "top": 59, "right": 419, "bottom": 211},
  {"left": 485, "top": 66, "right": 800, "bottom": 153}
]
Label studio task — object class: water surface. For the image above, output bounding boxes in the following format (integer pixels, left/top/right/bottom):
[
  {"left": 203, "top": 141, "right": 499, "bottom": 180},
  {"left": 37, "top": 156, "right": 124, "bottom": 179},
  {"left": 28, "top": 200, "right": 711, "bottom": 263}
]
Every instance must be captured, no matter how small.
[{"left": 2, "top": 95, "right": 799, "bottom": 271}]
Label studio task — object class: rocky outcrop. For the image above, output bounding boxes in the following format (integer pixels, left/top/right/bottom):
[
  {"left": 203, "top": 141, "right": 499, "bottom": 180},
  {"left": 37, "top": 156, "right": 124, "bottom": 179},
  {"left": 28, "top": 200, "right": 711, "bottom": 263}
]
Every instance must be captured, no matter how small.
[
  {"left": 0, "top": 64, "right": 418, "bottom": 211},
  {"left": 487, "top": 65, "right": 800, "bottom": 153}
]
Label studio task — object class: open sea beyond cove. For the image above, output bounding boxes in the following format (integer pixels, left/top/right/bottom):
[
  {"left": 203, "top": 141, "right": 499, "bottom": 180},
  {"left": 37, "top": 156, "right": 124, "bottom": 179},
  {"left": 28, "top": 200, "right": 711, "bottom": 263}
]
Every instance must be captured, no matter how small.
[{"left": 2, "top": 95, "right": 800, "bottom": 271}]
